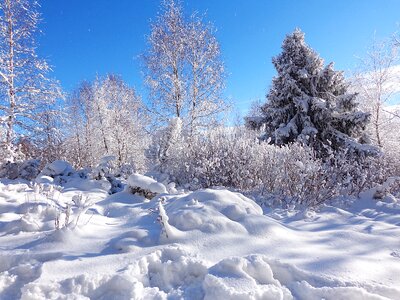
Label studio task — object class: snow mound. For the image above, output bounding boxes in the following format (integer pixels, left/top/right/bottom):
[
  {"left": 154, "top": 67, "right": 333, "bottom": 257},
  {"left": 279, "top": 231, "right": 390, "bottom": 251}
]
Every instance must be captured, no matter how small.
[
  {"left": 35, "top": 175, "right": 54, "bottom": 185},
  {"left": 204, "top": 255, "right": 292, "bottom": 299},
  {"left": 127, "top": 173, "right": 167, "bottom": 194},
  {"left": 20, "top": 247, "right": 206, "bottom": 299},
  {"left": 165, "top": 189, "right": 263, "bottom": 233},
  {"left": 39, "top": 160, "right": 74, "bottom": 177}
]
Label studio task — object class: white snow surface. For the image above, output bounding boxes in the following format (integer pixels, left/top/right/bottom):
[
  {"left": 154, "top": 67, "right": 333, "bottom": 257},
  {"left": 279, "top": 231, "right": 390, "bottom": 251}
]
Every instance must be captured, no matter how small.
[
  {"left": 127, "top": 173, "right": 168, "bottom": 194},
  {"left": 0, "top": 178, "right": 400, "bottom": 299},
  {"left": 39, "top": 160, "right": 74, "bottom": 177}
]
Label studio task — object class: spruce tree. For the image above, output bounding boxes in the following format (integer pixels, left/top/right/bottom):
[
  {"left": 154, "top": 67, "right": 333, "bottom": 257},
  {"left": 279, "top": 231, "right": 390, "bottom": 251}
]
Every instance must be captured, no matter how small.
[{"left": 249, "top": 29, "right": 375, "bottom": 157}]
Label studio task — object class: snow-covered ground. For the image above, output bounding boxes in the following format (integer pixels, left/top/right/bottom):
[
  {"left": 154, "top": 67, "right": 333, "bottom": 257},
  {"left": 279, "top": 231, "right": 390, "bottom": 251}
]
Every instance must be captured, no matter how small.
[{"left": 1, "top": 176, "right": 400, "bottom": 299}]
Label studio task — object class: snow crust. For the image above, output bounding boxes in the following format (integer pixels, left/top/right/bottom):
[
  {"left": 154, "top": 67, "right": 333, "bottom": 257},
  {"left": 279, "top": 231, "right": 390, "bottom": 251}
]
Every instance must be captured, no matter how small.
[{"left": 1, "top": 178, "right": 400, "bottom": 299}]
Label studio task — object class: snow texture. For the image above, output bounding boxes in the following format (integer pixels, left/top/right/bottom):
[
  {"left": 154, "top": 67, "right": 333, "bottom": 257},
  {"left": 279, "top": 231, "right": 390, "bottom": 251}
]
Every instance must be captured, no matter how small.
[{"left": 0, "top": 178, "right": 399, "bottom": 299}]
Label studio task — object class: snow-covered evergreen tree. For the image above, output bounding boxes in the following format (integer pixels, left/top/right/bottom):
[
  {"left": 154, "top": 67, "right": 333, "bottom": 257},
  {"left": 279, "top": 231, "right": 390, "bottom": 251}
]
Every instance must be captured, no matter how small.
[{"left": 248, "top": 29, "right": 375, "bottom": 157}]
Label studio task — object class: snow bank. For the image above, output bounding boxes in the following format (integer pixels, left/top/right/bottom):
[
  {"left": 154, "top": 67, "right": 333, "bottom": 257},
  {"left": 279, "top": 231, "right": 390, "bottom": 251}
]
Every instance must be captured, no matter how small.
[
  {"left": 1, "top": 180, "right": 400, "bottom": 299},
  {"left": 15, "top": 249, "right": 399, "bottom": 299},
  {"left": 204, "top": 255, "right": 292, "bottom": 300},
  {"left": 165, "top": 189, "right": 263, "bottom": 233}
]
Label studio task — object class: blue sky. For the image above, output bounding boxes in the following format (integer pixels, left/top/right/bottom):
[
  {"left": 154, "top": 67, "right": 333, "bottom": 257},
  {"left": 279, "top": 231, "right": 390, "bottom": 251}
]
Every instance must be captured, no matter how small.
[{"left": 38, "top": 0, "right": 400, "bottom": 115}]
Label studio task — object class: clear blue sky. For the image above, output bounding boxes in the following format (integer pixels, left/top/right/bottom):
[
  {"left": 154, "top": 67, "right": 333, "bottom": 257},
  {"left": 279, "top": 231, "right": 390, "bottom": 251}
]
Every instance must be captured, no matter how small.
[{"left": 38, "top": 0, "right": 400, "bottom": 115}]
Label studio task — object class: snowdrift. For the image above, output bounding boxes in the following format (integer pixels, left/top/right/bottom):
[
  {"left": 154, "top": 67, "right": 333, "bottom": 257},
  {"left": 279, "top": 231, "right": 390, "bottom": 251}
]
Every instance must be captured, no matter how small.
[{"left": 1, "top": 178, "right": 400, "bottom": 299}]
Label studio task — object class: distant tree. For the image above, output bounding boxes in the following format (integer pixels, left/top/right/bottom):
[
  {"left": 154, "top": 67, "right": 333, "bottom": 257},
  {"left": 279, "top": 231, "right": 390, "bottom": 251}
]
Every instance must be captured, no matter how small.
[
  {"left": 36, "top": 104, "right": 66, "bottom": 165},
  {"left": 248, "top": 29, "right": 374, "bottom": 157},
  {"left": 0, "top": 0, "right": 62, "bottom": 162},
  {"left": 98, "top": 75, "right": 150, "bottom": 169},
  {"left": 244, "top": 99, "right": 265, "bottom": 131},
  {"left": 65, "top": 75, "right": 149, "bottom": 171},
  {"left": 143, "top": 0, "right": 226, "bottom": 135},
  {"left": 353, "top": 36, "right": 400, "bottom": 148}
]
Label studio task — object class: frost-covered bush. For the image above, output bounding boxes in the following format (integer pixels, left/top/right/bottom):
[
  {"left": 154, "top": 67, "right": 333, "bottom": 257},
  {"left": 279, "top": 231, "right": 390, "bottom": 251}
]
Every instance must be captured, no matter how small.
[
  {"left": 147, "top": 117, "right": 183, "bottom": 173},
  {"left": 161, "top": 127, "right": 394, "bottom": 207},
  {"left": 91, "top": 156, "right": 118, "bottom": 180},
  {"left": 0, "top": 159, "right": 40, "bottom": 181},
  {"left": 90, "top": 156, "right": 126, "bottom": 194},
  {"left": 39, "top": 160, "right": 74, "bottom": 178}
]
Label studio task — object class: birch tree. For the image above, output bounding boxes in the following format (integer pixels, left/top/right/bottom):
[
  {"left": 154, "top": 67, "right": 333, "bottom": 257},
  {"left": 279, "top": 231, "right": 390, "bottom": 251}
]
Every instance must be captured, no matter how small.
[
  {"left": 0, "top": 0, "right": 61, "bottom": 162},
  {"left": 65, "top": 81, "right": 95, "bottom": 168},
  {"left": 65, "top": 75, "right": 149, "bottom": 172},
  {"left": 353, "top": 37, "right": 400, "bottom": 148},
  {"left": 144, "top": 0, "right": 226, "bottom": 135},
  {"left": 186, "top": 14, "right": 226, "bottom": 135},
  {"left": 144, "top": 0, "right": 186, "bottom": 122}
]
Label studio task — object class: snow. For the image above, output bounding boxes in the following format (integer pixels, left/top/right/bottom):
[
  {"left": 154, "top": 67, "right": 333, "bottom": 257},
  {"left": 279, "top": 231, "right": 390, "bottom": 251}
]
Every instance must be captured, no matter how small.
[
  {"left": 39, "top": 160, "right": 74, "bottom": 177},
  {"left": 1, "top": 178, "right": 400, "bottom": 299},
  {"left": 127, "top": 173, "right": 168, "bottom": 194}
]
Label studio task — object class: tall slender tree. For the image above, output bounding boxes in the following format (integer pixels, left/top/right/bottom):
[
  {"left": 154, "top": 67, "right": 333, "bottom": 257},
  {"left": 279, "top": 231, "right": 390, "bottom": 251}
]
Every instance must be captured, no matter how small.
[
  {"left": 0, "top": 0, "right": 61, "bottom": 162},
  {"left": 353, "top": 36, "right": 400, "bottom": 148},
  {"left": 144, "top": 0, "right": 226, "bottom": 135},
  {"left": 144, "top": 0, "right": 186, "bottom": 122}
]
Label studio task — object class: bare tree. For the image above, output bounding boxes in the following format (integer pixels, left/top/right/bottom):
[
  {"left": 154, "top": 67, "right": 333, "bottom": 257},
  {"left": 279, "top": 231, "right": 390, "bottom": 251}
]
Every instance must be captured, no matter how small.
[
  {"left": 65, "top": 81, "right": 95, "bottom": 168},
  {"left": 353, "top": 36, "right": 400, "bottom": 148},
  {"left": 143, "top": 0, "right": 227, "bottom": 135},
  {"left": 0, "top": 0, "right": 62, "bottom": 162},
  {"left": 186, "top": 13, "right": 226, "bottom": 135},
  {"left": 65, "top": 75, "right": 149, "bottom": 171},
  {"left": 144, "top": 0, "right": 187, "bottom": 122}
]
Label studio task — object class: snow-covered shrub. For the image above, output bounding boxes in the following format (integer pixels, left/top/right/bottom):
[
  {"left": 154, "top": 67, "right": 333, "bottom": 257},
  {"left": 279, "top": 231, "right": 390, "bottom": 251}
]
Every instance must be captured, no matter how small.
[
  {"left": 147, "top": 117, "right": 183, "bottom": 173},
  {"left": 52, "top": 193, "right": 94, "bottom": 230},
  {"left": 126, "top": 173, "right": 167, "bottom": 199},
  {"left": 117, "top": 163, "right": 136, "bottom": 179},
  {"left": 161, "top": 127, "right": 394, "bottom": 207},
  {"left": 0, "top": 161, "right": 19, "bottom": 180},
  {"left": 148, "top": 197, "right": 174, "bottom": 240},
  {"left": 69, "top": 193, "right": 94, "bottom": 228},
  {"left": 0, "top": 159, "right": 40, "bottom": 181},
  {"left": 364, "top": 152, "right": 400, "bottom": 197},
  {"left": 18, "top": 160, "right": 41, "bottom": 180},
  {"left": 91, "top": 156, "right": 118, "bottom": 179},
  {"left": 91, "top": 156, "right": 125, "bottom": 194},
  {"left": 39, "top": 160, "right": 74, "bottom": 178}
]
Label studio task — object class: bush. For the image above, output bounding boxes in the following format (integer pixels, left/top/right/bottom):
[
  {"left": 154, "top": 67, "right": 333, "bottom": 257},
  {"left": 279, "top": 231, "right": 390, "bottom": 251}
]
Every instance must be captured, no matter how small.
[
  {"left": 0, "top": 159, "right": 40, "bottom": 181},
  {"left": 160, "top": 127, "right": 396, "bottom": 207}
]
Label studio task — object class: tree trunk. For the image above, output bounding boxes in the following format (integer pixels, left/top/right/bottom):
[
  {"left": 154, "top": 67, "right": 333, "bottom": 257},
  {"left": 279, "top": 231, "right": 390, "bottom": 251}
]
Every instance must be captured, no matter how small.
[{"left": 5, "top": 0, "right": 16, "bottom": 160}]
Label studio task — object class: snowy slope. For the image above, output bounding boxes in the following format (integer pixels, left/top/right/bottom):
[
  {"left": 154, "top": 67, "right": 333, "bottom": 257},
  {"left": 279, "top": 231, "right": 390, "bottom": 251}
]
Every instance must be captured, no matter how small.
[{"left": 0, "top": 179, "right": 400, "bottom": 299}]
